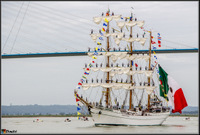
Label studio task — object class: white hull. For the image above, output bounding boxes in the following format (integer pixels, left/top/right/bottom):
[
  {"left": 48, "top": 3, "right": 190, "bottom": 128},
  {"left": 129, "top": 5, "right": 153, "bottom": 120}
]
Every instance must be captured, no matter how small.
[{"left": 91, "top": 108, "right": 170, "bottom": 126}]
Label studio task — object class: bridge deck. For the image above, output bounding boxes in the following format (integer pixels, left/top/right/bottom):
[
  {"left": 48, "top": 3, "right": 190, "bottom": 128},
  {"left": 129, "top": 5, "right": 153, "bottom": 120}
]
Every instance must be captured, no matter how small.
[{"left": 1, "top": 48, "right": 198, "bottom": 59}]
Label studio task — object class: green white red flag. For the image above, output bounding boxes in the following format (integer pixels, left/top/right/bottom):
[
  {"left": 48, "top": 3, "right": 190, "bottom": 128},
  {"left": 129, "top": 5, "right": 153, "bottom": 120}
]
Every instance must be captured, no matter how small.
[{"left": 158, "top": 64, "right": 188, "bottom": 113}]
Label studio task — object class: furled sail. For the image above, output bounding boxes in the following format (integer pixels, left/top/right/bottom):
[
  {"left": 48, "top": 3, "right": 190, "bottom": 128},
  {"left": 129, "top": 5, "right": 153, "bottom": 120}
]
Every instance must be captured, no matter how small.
[
  {"left": 90, "top": 32, "right": 124, "bottom": 42},
  {"left": 86, "top": 67, "right": 130, "bottom": 73},
  {"left": 90, "top": 33, "right": 101, "bottom": 42},
  {"left": 88, "top": 52, "right": 150, "bottom": 62},
  {"left": 122, "top": 38, "right": 147, "bottom": 45},
  {"left": 110, "top": 70, "right": 153, "bottom": 77},
  {"left": 116, "top": 21, "right": 145, "bottom": 29},
  {"left": 93, "top": 15, "right": 121, "bottom": 24},
  {"left": 82, "top": 83, "right": 156, "bottom": 94}
]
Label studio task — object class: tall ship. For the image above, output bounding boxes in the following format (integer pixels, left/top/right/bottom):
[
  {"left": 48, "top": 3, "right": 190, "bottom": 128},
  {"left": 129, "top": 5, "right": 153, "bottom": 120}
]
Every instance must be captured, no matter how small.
[{"left": 74, "top": 8, "right": 188, "bottom": 126}]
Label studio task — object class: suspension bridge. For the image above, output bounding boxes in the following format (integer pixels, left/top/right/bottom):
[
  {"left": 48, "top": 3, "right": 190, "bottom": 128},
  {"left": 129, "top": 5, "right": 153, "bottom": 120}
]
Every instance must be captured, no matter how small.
[{"left": 1, "top": 2, "right": 198, "bottom": 59}]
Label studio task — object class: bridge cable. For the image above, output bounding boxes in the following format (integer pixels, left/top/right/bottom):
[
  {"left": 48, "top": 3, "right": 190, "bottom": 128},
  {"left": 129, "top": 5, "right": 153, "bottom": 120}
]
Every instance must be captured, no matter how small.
[
  {"left": 10, "top": 2, "right": 30, "bottom": 54},
  {"left": 2, "top": 2, "right": 24, "bottom": 52}
]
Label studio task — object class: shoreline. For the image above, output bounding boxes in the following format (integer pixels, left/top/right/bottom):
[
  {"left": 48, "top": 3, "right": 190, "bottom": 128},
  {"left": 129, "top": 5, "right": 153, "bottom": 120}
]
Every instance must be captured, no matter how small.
[{"left": 2, "top": 114, "right": 198, "bottom": 118}]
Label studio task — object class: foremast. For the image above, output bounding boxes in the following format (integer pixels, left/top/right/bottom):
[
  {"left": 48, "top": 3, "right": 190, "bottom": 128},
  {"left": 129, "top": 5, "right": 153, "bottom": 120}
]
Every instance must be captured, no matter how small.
[
  {"left": 129, "top": 12, "right": 133, "bottom": 110},
  {"left": 106, "top": 11, "right": 110, "bottom": 108},
  {"left": 148, "top": 31, "right": 152, "bottom": 111}
]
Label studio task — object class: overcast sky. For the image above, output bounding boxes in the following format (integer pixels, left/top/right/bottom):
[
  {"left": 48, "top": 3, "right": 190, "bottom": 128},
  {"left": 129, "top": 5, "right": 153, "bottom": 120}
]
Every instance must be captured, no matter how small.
[{"left": 1, "top": 1, "right": 199, "bottom": 106}]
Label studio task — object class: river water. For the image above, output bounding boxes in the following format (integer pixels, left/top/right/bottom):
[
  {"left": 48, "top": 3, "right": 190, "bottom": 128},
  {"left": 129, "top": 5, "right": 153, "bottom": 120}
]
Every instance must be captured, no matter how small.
[{"left": 1, "top": 116, "right": 199, "bottom": 134}]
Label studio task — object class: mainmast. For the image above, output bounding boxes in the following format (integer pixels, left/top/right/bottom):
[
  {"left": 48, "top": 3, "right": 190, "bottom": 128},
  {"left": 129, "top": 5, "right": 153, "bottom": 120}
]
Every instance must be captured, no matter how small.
[
  {"left": 129, "top": 12, "right": 133, "bottom": 110},
  {"left": 106, "top": 10, "right": 110, "bottom": 108},
  {"left": 147, "top": 31, "right": 152, "bottom": 111}
]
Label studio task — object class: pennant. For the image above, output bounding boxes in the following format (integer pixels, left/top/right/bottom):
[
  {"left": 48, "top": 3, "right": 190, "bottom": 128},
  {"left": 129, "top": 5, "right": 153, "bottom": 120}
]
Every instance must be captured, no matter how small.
[
  {"left": 151, "top": 36, "right": 154, "bottom": 39},
  {"left": 76, "top": 103, "right": 80, "bottom": 106},
  {"left": 151, "top": 40, "right": 156, "bottom": 44},
  {"left": 158, "top": 44, "right": 161, "bottom": 47},
  {"left": 80, "top": 79, "right": 84, "bottom": 83},
  {"left": 77, "top": 107, "right": 81, "bottom": 111},
  {"left": 153, "top": 46, "right": 157, "bottom": 50},
  {"left": 94, "top": 52, "right": 98, "bottom": 55},
  {"left": 78, "top": 82, "right": 82, "bottom": 85},
  {"left": 153, "top": 51, "right": 156, "bottom": 55},
  {"left": 76, "top": 98, "right": 80, "bottom": 102},
  {"left": 77, "top": 116, "right": 80, "bottom": 120},
  {"left": 158, "top": 40, "right": 161, "bottom": 44},
  {"left": 135, "top": 63, "right": 138, "bottom": 67},
  {"left": 76, "top": 86, "right": 81, "bottom": 89},
  {"left": 103, "top": 23, "right": 107, "bottom": 26},
  {"left": 154, "top": 55, "right": 157, "bottom": 59},
  {"left": 102, "top": 28, "right": 105, "bottom": 32},
  {"left": 158, "top": 33, "right": 160, "bottom": 36},
  {"left": 100, "top": 32, "right": 103, "bottom": 36},
  {"left": 84, "top": 72, "right": 89, "bottom": 75},
  {"left": 82, "top": 75, "right": 87, "bottom": 79},
  {"left": 96, "top": 47, "right": 100, "bottom": 51},
  {"left": 77, "top": 112, "right": 81, "bottom": 115},
  {"left": 92, "top": 61, "right": 95, "bottom": 63},
  {"left": 86, "top": 68, "right": 90, "bottom": 71},
  {"left": 132, "top": 61, "right": 134, "bottom": 65},
  {"left": 158, "top": 37, "right": 161, "bottom": 40},
  {"left": 92, "top": 56, "right": 97, "bottom": 59},
  {"left": 97, "top": 42, "right": 102, "bottom": 45},
  {"left": 99, "top": 37, "right": 103, "bottom": 40},
  {"left": 88, "top": 63, "right": 93, "bottom": 67},
  {"left": 105, "top": 18, "right": 108, "bottom": 23},
  {"left": 121, "top": 17, "right": 123, "bottom": 19}
]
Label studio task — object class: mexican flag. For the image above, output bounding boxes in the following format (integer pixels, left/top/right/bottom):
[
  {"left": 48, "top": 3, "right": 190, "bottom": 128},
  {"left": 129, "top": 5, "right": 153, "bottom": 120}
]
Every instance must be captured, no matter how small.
[{"left": 158, "top": 64, "right": 188, "bottom": 113}]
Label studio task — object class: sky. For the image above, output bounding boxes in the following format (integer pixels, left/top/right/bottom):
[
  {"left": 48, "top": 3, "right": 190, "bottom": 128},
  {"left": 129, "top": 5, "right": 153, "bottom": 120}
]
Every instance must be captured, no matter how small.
[{"left": 1, "top": 1, "right": 199, "bottom": 106}]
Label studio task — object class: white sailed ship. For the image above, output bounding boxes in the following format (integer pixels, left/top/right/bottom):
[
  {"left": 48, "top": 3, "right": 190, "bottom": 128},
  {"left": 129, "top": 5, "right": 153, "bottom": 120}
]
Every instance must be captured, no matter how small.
[{"left": 74, "top": 9, "right": 187, "bottom": 126}]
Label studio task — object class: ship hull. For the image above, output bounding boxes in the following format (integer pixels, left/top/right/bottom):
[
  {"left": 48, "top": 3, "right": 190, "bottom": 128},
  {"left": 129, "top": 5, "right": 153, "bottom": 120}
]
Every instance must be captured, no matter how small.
[{"left": 91, "top": 108, "right": 170, "bottom": 126}]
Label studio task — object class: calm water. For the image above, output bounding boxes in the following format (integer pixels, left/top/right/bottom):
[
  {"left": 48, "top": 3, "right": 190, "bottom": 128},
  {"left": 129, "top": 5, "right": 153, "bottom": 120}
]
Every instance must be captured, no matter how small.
[{"left": 1, "top": 116, "right": 199, "bottom": 134}]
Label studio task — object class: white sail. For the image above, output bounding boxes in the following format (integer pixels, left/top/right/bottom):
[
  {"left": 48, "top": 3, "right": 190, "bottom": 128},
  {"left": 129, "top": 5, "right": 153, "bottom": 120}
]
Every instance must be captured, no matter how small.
[
  {"left": 90, "top": 33, "right": 101, "bottom": 42},
  {"left": 88, "top": 52, "right": 150, "bottom": 62},
  {"left": 82, "top": 83, "right": 156, "bottom": 93},
  {"left": 85, "top": 67, "right": 130, "bottom": 72},
  {"left": 111, "top": 32, "right": 124, "bottom": 39},
  {"left": 122, "top": 38, "right": 147, "bottom": 45},
  {"left": 116, "top": 21, "right": 125, "bottom": 29},
  {"left": 93, "top": 15, "right": 121, "bottom": 24},
  {"left": 125, "top": 21, "right": 137, "bottom": 27},
  {"left": 136, "top": 21, "right": 145, "bottom": 28},
  {"left": 116, "top": 20, "right": 145, "bottom": 29},
  {"left": 110, "top": 70, "right": 153, "bottom": 77}
]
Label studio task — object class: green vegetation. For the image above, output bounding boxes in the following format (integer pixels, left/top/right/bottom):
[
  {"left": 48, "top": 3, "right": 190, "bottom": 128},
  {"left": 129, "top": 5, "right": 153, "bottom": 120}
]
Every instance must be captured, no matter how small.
[{"left": 169, "top": 114, "right": 198, "bottom": 117}]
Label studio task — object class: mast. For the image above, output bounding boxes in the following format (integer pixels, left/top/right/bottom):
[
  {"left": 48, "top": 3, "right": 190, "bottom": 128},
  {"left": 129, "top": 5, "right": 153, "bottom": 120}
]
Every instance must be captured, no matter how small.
[
  {"left": 129, "top": 12, "right": 133, "bottom": 110},
  {"left": 106, "top": 10, "right": 110, "bottom": 108},
  {"left": 147, "top": 30, "right": 152, "bottom": 111}
]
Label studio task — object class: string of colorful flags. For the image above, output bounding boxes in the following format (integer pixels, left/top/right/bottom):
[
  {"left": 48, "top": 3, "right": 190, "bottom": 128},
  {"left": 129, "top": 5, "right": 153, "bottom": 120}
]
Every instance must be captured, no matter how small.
[
  {"left": 74, "top": 12, "right": 111, "bottom": 119},
  {"left": 74, "top": 11, "right": 162, "bottom": 118}
]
